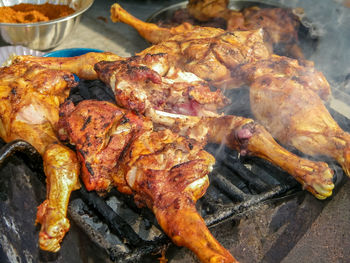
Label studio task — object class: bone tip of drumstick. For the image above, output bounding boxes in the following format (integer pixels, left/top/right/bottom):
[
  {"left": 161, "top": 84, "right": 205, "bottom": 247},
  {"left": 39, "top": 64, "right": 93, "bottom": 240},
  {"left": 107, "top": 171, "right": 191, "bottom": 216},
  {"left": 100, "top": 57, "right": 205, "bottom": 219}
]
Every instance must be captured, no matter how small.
[{"left": 110, "top": 3, "right": 123, "bottom": 23}]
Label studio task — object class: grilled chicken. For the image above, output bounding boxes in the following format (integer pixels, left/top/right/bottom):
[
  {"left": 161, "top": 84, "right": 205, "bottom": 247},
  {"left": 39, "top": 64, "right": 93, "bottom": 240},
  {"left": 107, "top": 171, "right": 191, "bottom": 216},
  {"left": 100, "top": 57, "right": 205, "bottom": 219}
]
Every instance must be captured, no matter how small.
[
  {"left": 110, "top": 3, "right": 271, "bottom": 78},
  {"left": 108, "top": 5, "right": 350, "bottom": 189},
  {"left": 58, "top": 100, "right": 237, "bottom": 263},
  {"left": 14, "top": 50, "right": 335, "bottom": 199},
  {"left": 93, "top": 56, "right": 334, "bottom": 199},
  {"left": 12, "top": 47, "right": 337, "bottom": 199},
  {"left": 0, "top": 61, "right": 80, "bottom": 252},
  {"left": 111, "top": 2, "right": 303, "bottom": 59},
  {"left": 187, "top": 0, "right": 304, "bottom": 58},
  {"left": 238, "top": 57, "right": 350, "bottom": 179}
]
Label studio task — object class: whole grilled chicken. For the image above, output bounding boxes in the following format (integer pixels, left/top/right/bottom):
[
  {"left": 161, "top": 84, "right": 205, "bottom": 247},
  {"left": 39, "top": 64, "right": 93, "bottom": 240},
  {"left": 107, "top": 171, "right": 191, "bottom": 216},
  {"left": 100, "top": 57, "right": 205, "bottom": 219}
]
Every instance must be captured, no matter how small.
[
  {"left": 109, "top": 5, "right": 350, "bottom": 185},
  {"left": 0, "top": 61, "right": 80, "bottom": 252},
  {"left": 58, "top": 99, "right": 237, "bottom": 263},
  {"left": 111, "top": 2, "right": 303, "bottom": 59}
]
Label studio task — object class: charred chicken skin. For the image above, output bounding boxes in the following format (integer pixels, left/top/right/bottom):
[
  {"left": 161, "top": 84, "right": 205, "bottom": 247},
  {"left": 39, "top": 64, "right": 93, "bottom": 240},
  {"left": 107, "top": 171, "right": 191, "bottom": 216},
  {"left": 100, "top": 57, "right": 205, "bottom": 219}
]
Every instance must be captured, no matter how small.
[
  {"left": 58, "top": 100, "right": 237, "bottom": 263},
  {"left": 0, "top": 61, "right": 80, "bottom": 252}
]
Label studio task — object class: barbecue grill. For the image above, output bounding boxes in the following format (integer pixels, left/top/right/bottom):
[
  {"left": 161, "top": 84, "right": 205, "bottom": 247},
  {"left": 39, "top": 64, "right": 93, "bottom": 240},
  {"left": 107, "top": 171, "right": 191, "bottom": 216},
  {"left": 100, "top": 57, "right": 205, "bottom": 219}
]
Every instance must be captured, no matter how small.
[
  {"left": 1, "top": 0, "right": 350, "bottom": 262},
  {"left": 1, "top": 77, "right": 349, "bottom": 262}
]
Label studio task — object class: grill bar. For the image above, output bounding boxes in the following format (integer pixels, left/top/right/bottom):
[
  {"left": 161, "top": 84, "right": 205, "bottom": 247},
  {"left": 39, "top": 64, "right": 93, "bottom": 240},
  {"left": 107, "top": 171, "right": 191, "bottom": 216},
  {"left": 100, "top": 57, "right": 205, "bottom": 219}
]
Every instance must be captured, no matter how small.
[{"left": 78, "top": 185, "right": 146, "bottom": 248}]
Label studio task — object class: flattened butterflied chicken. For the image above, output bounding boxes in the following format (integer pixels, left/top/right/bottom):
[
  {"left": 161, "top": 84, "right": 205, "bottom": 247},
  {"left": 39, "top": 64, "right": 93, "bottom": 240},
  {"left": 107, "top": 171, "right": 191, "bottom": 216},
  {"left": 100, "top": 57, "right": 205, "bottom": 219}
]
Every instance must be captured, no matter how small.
[
  {"left": 0, "top": 61, "right": 80, "bottom": 252},
  {"left": 58, "top": 100, "right": 238, "bottom": 263}
]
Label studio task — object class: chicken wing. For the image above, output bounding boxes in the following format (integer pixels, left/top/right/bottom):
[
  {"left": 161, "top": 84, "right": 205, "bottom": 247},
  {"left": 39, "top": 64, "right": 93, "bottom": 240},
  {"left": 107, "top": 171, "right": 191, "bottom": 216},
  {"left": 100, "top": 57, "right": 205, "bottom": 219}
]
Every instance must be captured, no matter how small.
[
  {"left": 58, "top": 99, "right": 237, "bottom": 263},
  {"left": 0, "top": 61, "right": 80, "bottom": 252}
]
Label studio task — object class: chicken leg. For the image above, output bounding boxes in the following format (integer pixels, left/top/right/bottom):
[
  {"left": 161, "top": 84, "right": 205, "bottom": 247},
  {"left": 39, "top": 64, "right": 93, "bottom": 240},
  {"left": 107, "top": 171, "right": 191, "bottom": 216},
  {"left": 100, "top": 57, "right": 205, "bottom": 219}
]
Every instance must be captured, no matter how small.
[
  {"left": 111, "top": 3, "right": 195, "bottom": 44},
  {"left": 249, "top": 74, "right": 350, "bottom": 178},
  {"left": 148, "top": 110, "right": 334, "bottom": 200},
  {"left": 0, "top": 61, "right": 80, "bottom": 252}
]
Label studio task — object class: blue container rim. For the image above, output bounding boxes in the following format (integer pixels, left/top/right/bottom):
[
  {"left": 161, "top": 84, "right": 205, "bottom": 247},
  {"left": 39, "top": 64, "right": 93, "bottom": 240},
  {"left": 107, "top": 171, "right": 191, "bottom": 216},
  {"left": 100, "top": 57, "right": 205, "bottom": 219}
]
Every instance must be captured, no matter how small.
[{"left": 43, "top": 48, "right": 103, "bottom": 57}]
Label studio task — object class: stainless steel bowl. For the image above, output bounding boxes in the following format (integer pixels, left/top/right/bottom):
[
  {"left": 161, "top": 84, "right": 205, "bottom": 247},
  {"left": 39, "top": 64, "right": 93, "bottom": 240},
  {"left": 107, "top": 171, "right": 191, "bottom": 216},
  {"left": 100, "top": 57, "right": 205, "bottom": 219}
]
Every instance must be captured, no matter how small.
[{"left": 0, "top": 0, "right": 94, "bottom": 51}]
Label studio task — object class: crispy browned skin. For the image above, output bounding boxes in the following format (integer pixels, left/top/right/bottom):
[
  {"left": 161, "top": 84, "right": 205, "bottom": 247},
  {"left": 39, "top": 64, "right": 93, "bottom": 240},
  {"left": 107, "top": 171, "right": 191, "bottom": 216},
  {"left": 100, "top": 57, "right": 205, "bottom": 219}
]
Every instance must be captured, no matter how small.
[
  {"left": 235, "top": 54, "right": 331, "bottom": 101},
  {"left": 58, "top": 100, "right": 133, "bottom": 194},
  {"left": 187, "top": 0, "right": 303, "bottom": 58},
  {"left": 235, "top": 55, "right": 350, "bottom": 177},
  {"left": 0, "top": 61, "right": 80, "bottom": 252},
  {"left": 13, "top": 52, "right": 121, "bottom": 80},
  {"left": 246, "top": 74, "right": 350, "bottom": 180},
  {"left": 59, "top": 100, "right": 237, "bottom": 263},
  {"left": 139, "top": 27, "right": 270, "bottom": 89},
  {"left": 94, "top": 54, "right": 334, "bottom": 200},
  {"left": 187, "top": 0, "right": 229, "bottom": 21},
  {"left": 226, "top": 6, "right": 303, "bottom": 58}
]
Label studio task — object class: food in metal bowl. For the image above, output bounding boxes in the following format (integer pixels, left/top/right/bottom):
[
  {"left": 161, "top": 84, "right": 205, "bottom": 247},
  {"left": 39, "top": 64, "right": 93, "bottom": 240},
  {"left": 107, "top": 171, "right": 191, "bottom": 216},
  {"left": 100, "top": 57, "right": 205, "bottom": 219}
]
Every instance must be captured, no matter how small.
[
  {"left": 0, "top": 0, "right": 94, "bottom": 50},
  {"left": 0, "top": 3, "right": 75, "bottom": 23}
]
